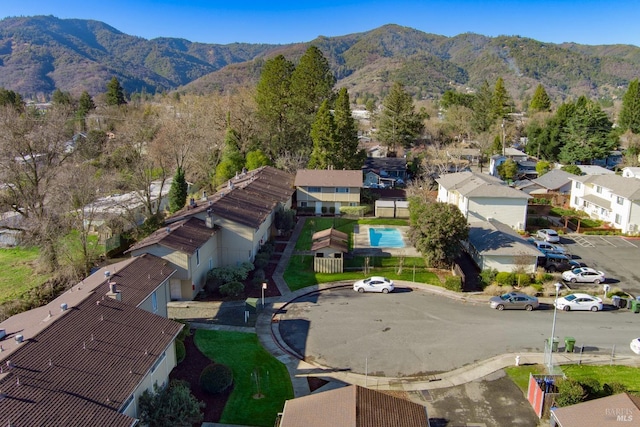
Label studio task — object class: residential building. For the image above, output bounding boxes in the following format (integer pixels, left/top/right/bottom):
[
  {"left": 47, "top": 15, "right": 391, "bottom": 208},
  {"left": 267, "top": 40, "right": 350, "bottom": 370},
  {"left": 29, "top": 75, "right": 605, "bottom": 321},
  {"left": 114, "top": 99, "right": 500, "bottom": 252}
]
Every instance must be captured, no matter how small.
[
  {"left": 550, "top": 392, "right": 640, "bottom": 426},
  {"left": 489, "top": 147, "right": 529, "bottom": 177},
  {"left": 465, "top": 219, "right": 543, "bottom": 274},
  {"left": 436, "top": 171, "right": 531, "bottom": 230},
  {"left": 515, "top": 169, "right": 574, "bottom": 195},
  {"left": 277, "top": 384, "right": 430, "bottom": 427},
  {"left": 574, "top": 165, "right": 614, "bottom": 176},
  {"left": 569, "top": 174, "right": 640, "bottom": 233},
  {"left": 362, "top": 157, "right": 408, "bottom": 187},
  {"left": 295, "top": 169, "right": 362, "bottom": 215},
  {"left": 0, "top": 260, "right": 183, "bottom": 426},
  {"left": 622, "top": 166, "right": 640, "bottom": 179}
]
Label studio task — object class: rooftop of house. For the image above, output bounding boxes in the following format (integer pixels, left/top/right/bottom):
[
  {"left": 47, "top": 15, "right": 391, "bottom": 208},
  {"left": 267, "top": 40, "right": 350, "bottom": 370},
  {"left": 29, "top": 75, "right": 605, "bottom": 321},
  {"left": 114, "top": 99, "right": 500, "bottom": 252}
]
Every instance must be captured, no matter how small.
[
  {"left": 551, "top": 392, "right": 640, "bottom": 427},
  {"left": 311, "top": 227, "right": 349, "bottom": 253},
  {"left": 0, "top": 267, "right": 182, "bottom": 426},
  {"left": 170, "top": 166, "right": 295, "bottom": 229},
  {"left": 531, "top": 169, "right": 574, "bottom": 190},
  {"left": 279, "top": 384, "right": 429, "bottom": 427},
  {"left": 362, "top": 157, "right": 407, "bottom": 172},
  {"left": 571, "top": 174, "right": 640, "bottom": 200},
  {"left": 127, "top": 216, "right": 217, "bottom": 255},
  {"left": 436, "top": 171, "right": 531, "bottom": 199},
  {"left": 83, "top": 178, "right": 172, "bottom": 216},
  {"left": 468, "top": 219, "right": 542, "bottom": 257},
  {"left": 575, "top": 165, "right": 615, "bottom": 175},
  {"left": 295, "top": 169, "right": 363, "bottom": 188}
]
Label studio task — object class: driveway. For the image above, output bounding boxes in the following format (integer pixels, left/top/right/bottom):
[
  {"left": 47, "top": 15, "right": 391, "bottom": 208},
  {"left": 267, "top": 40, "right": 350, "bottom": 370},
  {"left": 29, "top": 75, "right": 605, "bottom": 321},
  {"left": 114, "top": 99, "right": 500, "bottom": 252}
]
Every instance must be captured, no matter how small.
[
  {"left": 277, "top": 285, "right": 639, "bottom": 377},
  {"left": 559, "top": 234, "right": 640, "bottom": 296}
]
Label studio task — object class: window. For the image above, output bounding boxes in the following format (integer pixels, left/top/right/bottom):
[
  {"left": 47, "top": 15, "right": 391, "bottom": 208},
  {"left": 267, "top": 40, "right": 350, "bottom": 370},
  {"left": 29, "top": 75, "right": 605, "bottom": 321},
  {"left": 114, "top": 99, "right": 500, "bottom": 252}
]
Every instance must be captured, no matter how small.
[
  {"left": 209, "top": 258, "right": 213, "bottom": 270},
  {"left": 151, "top": 351, "right": 166, "bottom": 374},
  {"left": 196, "top": 248, "right": 200, "bottom": 266},
  {"left": 335, "top": 187, "right": 349, "bottom": 193},
  {"left": 121, "top": 394, "right": 135, "bottom": 414},
  {"left": 617, "top": 196, "right": 624, "bottom": 205},
  {"left": 574, "top": 196, "right": 579, "bottom": 205},
  {"left": 575, "top": 182, "right": 581, "bottom": 189},
  {"left": 151, "top": 291, "right": 158, "bottom": 313},
  {"left": 596, "top": 185, "right": 602, "bottom": 194},
  {"left": 299, "top": 201, "right": 308, "bottom": 207},
  {"left": 615, "top": 213, "right": 622, "bottom": 224},
  {"left": 308, "top": 186, "right": 321, "bottom": 193}
]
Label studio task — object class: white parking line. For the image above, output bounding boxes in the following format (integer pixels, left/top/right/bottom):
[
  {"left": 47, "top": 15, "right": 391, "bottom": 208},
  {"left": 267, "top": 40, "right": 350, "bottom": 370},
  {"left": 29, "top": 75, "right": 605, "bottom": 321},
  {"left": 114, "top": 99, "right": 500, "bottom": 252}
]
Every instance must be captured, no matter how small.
[
  {"left": 598, "top": 236, "right": 616, "bottom": 247},
  {"left": 621, "top": 238, "right": 638, "bottom": 248},
  {"left": 573, "top": 236, "right": 595, "bottom": 247}
]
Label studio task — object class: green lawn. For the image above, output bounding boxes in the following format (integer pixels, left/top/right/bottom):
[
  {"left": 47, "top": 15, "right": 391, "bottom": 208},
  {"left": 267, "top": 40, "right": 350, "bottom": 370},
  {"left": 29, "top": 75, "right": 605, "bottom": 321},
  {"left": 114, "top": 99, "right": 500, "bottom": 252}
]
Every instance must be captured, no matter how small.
[
  {"left": 284, "top": 254, "right": 440, "bottom": 292},
  {"left": 0, "top": 247, "right": 51, "bottom": 304},
  {"left": 506, "top": 364, "right": 640, "bottom": 394},
  {"left": 194, "top": 329, "right": 294, "bottom": 427}
]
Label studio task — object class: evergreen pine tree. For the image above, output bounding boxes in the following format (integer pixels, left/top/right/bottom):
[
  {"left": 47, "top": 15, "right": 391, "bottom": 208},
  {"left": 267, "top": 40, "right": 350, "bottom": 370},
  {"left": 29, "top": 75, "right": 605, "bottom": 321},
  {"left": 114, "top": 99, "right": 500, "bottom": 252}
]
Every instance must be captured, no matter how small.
[
  {"left": 308, "top": 100, "right": 335, "bottom": 169},
  {"left": 619, "top": 79, "right": 640, "bottom": 134},
  {"left": 376, "top": 82, "right": 424, "bottom": 153},
  {"left": 491, "top": 77, "right": 513, "bottom": 120},
  {"left": 333, "top": 88, "right": 365, "bottom": 170},
  {"left": 529, "top": 84, "right": 552, "bottom": 113},
  {"left": 471, "top": 80, "right": 494, "bottom": 133},
  {"left": 168, "top": 166, "right": 188, "bottom": 213},
  {"left": 105, "top": 77, "right": 126, "bottom": 106}
]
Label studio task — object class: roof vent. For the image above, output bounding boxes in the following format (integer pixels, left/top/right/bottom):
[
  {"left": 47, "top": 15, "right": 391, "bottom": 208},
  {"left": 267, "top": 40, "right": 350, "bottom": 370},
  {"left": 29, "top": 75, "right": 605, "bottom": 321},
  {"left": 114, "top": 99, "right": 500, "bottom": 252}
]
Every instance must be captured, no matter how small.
[
  {"left": 0, "top": 329, "right": 5, "bottom": 340},
  {"left": 166, "top": 226, "right": 171, "bottom": 233},
  {"left": 104, "top": 270, "right": 111, "bottom": 278},
  {"left": 60, "top": 303, "right": 68, "bottom": 312},
  {"left": 15, "top": 335, "right": 23, "bottom": 344}
]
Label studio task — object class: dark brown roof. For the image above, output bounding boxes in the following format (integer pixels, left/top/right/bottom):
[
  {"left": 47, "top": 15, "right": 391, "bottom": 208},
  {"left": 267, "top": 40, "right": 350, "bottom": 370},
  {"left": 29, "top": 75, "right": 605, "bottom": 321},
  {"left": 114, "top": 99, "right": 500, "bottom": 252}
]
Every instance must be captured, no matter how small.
[
  {"left": 0, "top": 295, "right": 182, "bottom": 427},
  {"left": 169, "top": 166, "right": 295, "bottom": 229},
  {"left": 311, "top": 228, "right": 348, "bottom": 252},
  {"left": 552, "top": 392, "right": 640, "bottom": 426},
  {"left": 127, "top": 216, "right": 217, "bottom": 254},
  {"left": 97, "top": 253, "right": 176, "bottom": 307},
  {"left": 294, "top": 169, "right": 363, "bottom": 188},
  {"left": 280, "top": 385, "right": 429, "bottom": 427}
]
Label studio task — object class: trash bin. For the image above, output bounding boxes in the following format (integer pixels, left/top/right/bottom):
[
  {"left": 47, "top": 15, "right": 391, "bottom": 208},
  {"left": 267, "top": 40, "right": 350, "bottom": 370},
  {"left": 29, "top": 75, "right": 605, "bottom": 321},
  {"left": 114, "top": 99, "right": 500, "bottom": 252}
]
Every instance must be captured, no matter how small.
[
  {"left": 547, "top": 337, "right": 560, "bottom": 352},
  {"left": 628, "top": 298, "right": 634, "bottom": 309},
  {"left": 612, "top": 296, "right": 620, "bottom": 308},
  {"left": 565, "top": 337, "right": 576, "bottom": 352},
  {"left": 632, "top": 299, "right": 640, "bottom": 314},
  {"left": 619, "top": 298, "right": 628, "bottom": 309}
]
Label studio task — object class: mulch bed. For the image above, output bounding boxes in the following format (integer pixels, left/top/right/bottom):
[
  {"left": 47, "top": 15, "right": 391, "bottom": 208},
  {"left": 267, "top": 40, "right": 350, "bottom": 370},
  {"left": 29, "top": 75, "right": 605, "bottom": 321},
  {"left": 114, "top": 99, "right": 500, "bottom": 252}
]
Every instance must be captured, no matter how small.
[{"left": 169, "top": 332, "right": 231, "bottom": 424}]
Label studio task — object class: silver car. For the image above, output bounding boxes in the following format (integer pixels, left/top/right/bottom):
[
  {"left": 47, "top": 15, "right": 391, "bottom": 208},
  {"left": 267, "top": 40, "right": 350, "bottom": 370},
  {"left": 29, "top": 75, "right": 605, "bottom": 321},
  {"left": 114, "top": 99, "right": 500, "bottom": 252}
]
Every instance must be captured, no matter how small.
[
  {"left": 537, "top": 229, "right": 560, "bottom": 243},
  {"left": 353, "top": 276, "right": 394, "bottom": 293},
  {"left": 489, "top": 292, "right": 539, "bottom": 311}
]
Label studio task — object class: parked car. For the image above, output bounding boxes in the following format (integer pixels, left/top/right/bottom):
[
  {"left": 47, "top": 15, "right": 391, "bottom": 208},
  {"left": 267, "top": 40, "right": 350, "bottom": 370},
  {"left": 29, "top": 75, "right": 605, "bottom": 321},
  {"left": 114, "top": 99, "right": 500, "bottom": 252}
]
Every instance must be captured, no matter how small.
[
  {"left": 540, "top": 253, "right": 582, "bottom": 273},
  {"left": 533, "top": 240, "right": 566, "bottom": 255},
  {"left": 631, "top": 338, "right": 640, "bottom": 355},
  {"left": 555, "top": 293, "right": 603, "bottom": 311},
  {"left": 561, "top": 267, "right": 606, "bottom": 284},
  {"left": 489, "top": 292, "right": 539, "bottom": 311},
  {"left": 537, "top": 228, "right": 560, "bottom": 243},
  {"left": 353, "top": 276, "right": 394, "bottom": 293}
]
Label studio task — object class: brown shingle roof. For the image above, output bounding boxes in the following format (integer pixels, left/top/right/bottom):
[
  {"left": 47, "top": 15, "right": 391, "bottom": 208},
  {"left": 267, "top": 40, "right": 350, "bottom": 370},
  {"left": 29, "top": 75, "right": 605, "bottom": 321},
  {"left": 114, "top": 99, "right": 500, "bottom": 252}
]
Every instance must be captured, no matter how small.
[
  {"left": 0, "top": 296, "right": 182, "bottom": 427},
  {"left": 294, "top": 169, "right": 363, "bottom": 188},
  {"left": 127, "top": 216, "right": 217, "bottom": 254},
  {"left": 279, "top": 385, "right": 429, "bottom": 427},
  {"left": 169, "top": 166, "right": 295, "bottom": 229},
  {"left": 552, "top": 392, "right": 640, "bottom": 426},
  {"left": 311, "top": 228, "right": 348, "bottom": 252}
]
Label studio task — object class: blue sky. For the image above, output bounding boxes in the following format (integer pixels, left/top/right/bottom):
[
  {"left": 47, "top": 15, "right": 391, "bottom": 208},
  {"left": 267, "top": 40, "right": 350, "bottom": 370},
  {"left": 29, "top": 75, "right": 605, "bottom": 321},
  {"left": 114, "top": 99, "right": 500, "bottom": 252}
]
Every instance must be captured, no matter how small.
[{"left": 2, "top": 0, "right": 638, "bottom": 47}]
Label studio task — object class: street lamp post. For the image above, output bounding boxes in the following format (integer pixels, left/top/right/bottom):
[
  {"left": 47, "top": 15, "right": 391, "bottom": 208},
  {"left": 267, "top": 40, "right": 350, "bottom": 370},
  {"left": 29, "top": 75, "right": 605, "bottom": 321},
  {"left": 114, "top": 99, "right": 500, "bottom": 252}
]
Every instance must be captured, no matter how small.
[
  {"left": 548, "top": 282, "right": 563, "bottom": 372},
  {"left": 262, "top": 282, "right": 267, "bottom": 308}
]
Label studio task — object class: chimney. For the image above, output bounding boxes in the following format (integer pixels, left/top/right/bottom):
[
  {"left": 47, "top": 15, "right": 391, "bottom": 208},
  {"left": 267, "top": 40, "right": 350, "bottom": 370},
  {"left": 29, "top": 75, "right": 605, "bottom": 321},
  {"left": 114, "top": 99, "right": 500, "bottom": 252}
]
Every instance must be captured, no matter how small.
[
  {"left": 206, "top": 208, "right": 215, "bottom": 228},
  {"left": 106, "top": 282, "right": 122, "bottom": 301}
]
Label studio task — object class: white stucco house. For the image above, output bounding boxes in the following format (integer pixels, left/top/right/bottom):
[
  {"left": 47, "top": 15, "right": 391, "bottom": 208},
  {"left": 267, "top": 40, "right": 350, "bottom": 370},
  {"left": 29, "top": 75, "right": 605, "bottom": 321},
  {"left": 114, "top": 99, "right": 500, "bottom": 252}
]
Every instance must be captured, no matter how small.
[
  {"left": 436, "top": 171, "right": 532, "bottom": 230},
  {"left": 622, "top": 166, "right": 640, "bottom": 179},
  {"left": 569, "top": 174, "right": 640, "bottom": 234}
]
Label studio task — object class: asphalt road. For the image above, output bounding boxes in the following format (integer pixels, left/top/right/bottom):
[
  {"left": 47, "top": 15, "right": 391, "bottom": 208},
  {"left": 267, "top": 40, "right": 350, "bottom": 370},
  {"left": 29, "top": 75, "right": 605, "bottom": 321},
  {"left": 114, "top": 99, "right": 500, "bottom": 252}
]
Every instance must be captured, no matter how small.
[
  {"left": 278, "top": 286, "right": 640, "bottom": 377},
  {"left": 560, "top": 234, "right": 640, "bottom": 296}
]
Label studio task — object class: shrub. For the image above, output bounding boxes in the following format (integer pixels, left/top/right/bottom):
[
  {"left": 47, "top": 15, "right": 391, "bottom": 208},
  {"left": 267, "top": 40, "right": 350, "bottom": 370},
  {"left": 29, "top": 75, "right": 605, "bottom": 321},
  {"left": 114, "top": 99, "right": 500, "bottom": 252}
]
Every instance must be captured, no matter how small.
[
  {"left": 253, "top": 252, "right": 270, "bottom": 270},
  {"left": 444, "top": 276, "right": 462, "bottom": 292},
  {"left": 555, "top": 379, "right": 586, "bottom": 407},
  {"left": 520, "top": 285, "right": 540, "bottom": 296},
  {"left": 484, "top": 284, "right": 513, "bottom": 296},
  {"left": 175, "top": 339, "right": 186, "bottom": 364},
  {"left": 321, "top": 206, "right": 328, "bottom": 214},
  {"left": 340, "top": 205, "right": 371, "bottom": 216},
  {"left": 329, "top": 206, "right": 336, "bottom": 214},
  {"left": 208, "top": 263, "right": 254, "bottom": 283},
  {"left": 175, "top": 320, "right": 191, "bottom": 341},
  {"left": 578, "top": 378, "right": 602, "bottom": 400},
  {"left": 603, "top": 382, "right": 628, "bottom": 396},
  {"left": 219, "top": 281, "right": 244, "bottom": 297},
  {"left": 514, "top": 273, "right": 532, "bottom": 287},
  {"left": 258, "top": 241, "right": 275, "bottom": 256},
  {"left": 495, "top": 272, "right": 516, "bottom": 286},
  {"left": 200, "top": 363, "right": 234, "bottom": 395},
  {"left": 480, "top": 268, "right": 498, "bottom": 287},
  {"left": 252, "top": 268, "right": 266, "bottom": 284}
]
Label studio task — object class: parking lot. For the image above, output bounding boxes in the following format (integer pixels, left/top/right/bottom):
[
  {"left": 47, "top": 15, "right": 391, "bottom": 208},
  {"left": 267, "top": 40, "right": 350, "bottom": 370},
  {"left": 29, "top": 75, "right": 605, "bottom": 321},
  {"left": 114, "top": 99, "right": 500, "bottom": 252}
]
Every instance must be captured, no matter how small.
[{"left": 558, "top": 234, "right": 640, "bottom": 296}]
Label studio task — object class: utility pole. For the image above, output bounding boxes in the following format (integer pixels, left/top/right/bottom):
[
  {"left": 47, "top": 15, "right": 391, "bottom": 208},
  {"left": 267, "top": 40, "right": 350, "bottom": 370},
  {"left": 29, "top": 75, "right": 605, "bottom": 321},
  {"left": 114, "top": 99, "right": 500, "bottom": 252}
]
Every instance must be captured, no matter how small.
[{"left": 501, "top": 119, "right": 506, "bottom": 157}]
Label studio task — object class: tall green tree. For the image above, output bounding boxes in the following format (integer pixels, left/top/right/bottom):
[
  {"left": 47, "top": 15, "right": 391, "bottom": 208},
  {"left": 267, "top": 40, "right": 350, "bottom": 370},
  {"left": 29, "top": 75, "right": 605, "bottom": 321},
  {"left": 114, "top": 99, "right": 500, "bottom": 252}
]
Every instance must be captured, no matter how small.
[
  {"left": 308, "top": 100, "right": 335, "bottom": 169},
  {"left": 138, "top": 380, "right": 204, "bottom": 427},
  {"left": 559, "top": 96, "right": 615, "bottom": 164},
  {"left": 497, "top": 158, "right": 518, "bottom": 181},
  {"left": 52, "top": 89, "right": 73, "bottom": 106},
  {"left": 618, "top": 79, "right": 640, "bottom": 134},
  {"left": 168, "top": 166, "right": 188, "bottom": 213},
  {"left": 525, "top": 102, "right": 575, "bottom": 161},
  {"left": 76, "top": 91, "right": 95, "bottom": 131},
  {"left": 408, "top": 199, "right": 469, "bottom": 268},
  {"left": 471, "top": 80, "right": 494, "bottom": 133},
  {"left": 289, "top": 46, "right": 335, "bottom": 119},
  {"left": 256, "top": 55, "right": 295, "bottom": 157},
  {"left": 105, "top": 77, "right": 126, "bottom": 106},
  {"left": 245, "top": 149, "right": 270, "bottom": 170},
  {"left": 529, "top": 84, "right": 552, "bottom": 113},
  {"left": 491, "top": 77, "right": 513, "bottom": 120},
  {"left": 376, "top": 82, "right": 425, "bottom": 152},
  {"left": 0, "top": 87, "right": 24, "bottom": 111},
  {"left": 214, "top": 127, "right": 245, "bottom": 186},
  {"left": 332, "top": 88, "right": 365, "bottom": 170}
]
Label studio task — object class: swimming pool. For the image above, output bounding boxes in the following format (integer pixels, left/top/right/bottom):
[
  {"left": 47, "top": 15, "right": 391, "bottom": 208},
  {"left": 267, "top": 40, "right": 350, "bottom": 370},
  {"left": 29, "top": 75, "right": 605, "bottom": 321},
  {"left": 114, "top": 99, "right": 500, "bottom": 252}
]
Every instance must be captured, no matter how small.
[{"left": 368, "top": 227, "right": 405, "bottom": 248}]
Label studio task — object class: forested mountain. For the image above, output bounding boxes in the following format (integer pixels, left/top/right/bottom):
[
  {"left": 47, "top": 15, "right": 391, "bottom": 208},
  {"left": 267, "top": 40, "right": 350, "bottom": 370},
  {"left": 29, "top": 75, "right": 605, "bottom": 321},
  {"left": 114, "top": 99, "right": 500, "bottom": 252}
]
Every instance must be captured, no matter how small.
[{"left": 2, "top": 15, "right": 640, "bottom": 103}]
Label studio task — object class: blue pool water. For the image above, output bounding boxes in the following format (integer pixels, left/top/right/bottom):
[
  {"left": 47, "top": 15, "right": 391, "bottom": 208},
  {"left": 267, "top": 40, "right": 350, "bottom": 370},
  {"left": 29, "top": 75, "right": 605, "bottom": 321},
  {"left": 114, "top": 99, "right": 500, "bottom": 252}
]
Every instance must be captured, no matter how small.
[{"left": 368, "top": 227, "right": 405, "bottom": 248}]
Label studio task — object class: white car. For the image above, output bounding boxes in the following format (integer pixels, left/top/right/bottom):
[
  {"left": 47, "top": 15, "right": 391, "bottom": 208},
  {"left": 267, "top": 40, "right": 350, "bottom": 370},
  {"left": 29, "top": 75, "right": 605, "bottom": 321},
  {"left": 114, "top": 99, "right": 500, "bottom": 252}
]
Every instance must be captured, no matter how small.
[
  {"left": 534, "top": 241, "right": 566, "bottom": 255},
  {"left": 353, "top": 276, "right": 394, "bottom": 294},
  {"left": 537, "top": 229, "right": 560, "bottom": 243},
  {"left": 561, "top": 267, "right": 606, "bottom": 284},
  {"left": 555, "top": 293, "right": 603, "bottom": 312},
  {"left": 631, "top": 338, "right": 640, "bottom": 355}
]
